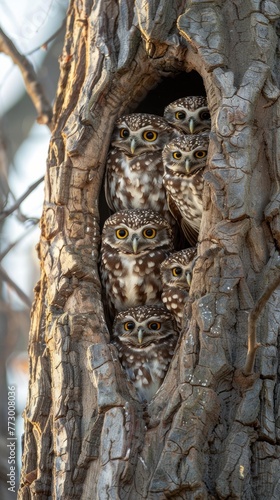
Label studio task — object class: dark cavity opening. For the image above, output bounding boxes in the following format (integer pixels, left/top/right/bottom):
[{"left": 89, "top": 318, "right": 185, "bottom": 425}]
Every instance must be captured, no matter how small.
[
  {"left": 134, "top": 71, "right": 206, "bottom": 116},
  {"left": 99, "top": 70, "right": 207, "bottom": 231}
]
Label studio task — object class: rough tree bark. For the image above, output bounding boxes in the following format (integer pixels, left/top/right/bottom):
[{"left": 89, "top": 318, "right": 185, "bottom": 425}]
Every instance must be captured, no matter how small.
[{"left": 19, "top": 1, "right": 280, "bottom": 498}]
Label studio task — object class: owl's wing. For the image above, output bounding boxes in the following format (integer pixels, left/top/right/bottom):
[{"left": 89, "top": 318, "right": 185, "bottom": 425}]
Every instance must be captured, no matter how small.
[
  {"left": 167, "top": 193, "right": 198, "bottom": 247},
  {"left": 104, "top": 166, "right": 115, "bottom": 211}
]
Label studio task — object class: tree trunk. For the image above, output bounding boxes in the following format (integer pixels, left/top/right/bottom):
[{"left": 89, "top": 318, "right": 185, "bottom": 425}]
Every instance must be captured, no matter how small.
[{"left": 19, "top": 1, "right": 280, "bottom": 498}]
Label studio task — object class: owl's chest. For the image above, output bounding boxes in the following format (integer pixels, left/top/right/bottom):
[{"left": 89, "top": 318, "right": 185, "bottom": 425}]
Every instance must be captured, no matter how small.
[
  {"left": 108, "top": 150, "right": 163, "bottom": 176},
  {"left": 106, "top": 151, "right": 166, "bottom": 210},
  {"left": 118, "top": 336, "right": 177, "bottom": 401},
  {"left": 120, "top": 254, "right": 161, "bottom": 283},
  {"left": 111, "top": 155, "right": 163, "bottom": 190},
  {"left": 162, "top": 287, "right": 189, "bottom": 328},
  {"left": 164, "top": 173, "right": 204, "bottom": 212},
  {"left": 102, "top": 250, "right": 166, "bottom": 310}
]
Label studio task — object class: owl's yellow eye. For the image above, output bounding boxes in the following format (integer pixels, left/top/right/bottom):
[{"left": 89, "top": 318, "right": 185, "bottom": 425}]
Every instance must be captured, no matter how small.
[
  {"left": 175, "top": 111, "right": 186, "bottom": 120},
  {"left": 200, "top": 110, "right": 211, "bottom": 121},
  {"left": 116, "top": 228, "right": 129, "bottom": 239},
  {"left": 142, "top": 130, "right": 158, "bottom": 142},
  {"left": 173, "top": 151, "right": 182, "bottom": 160},
  {"left": 194, "top": 150, "right": 207, "bottom": 159},
  {"left": 120, "top": 128, "right": 130, "bottom": 139},
  {"left": 172, "top": 267, "right": 183, "bottom": 277},
  {"left": 148, "top": 322, "right": 161, "bottom": 330},
  {"left": 143, "top": 228, "right": 157, "bottom": 239},
  {"left": 124, "top": 321, "right": 135, "bottom": 331}
]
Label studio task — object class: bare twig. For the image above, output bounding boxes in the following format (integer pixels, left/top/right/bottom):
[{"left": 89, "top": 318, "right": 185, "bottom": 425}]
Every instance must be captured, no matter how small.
[
  {"left": 24, "top": 19, "right": 66, "bottom": 57},
  {"left": 0, "top": 265, "right": 32, "bottom": 308},
  {"left": 243, "top": 272, "right": 280, "bottom": 376},
  {"left": 0, "top": 28, "right": 53, "bottom": 129},
  {"left": 0, "top": 175, "right": 44, "bottom": 222}
]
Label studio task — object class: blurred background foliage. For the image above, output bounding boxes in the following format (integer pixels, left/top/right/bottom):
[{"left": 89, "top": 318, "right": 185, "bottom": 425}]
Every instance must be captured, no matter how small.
[{"left": 0, "top": 1, "right": 68, "bottom": 496}]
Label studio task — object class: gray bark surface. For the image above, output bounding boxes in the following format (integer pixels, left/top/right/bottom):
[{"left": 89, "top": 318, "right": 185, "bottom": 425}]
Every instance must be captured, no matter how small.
[{"left": 19, "top": 1, "right": 280, "bottom": 498}]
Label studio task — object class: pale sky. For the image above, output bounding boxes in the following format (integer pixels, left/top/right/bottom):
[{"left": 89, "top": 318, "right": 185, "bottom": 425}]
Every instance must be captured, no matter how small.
[
  {"left": 0, "top": 0, "right": 68, "bottom": 305},
  {"left": 0, "top": 0, "right": 68, "bottom": 468}
]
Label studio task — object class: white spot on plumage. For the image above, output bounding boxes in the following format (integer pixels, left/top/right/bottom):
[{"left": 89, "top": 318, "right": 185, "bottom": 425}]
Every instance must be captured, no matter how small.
[
  {"left": 162, "top": 133, "right": 209, "bottom": 241},
  {"left": 104, "top": 113, "right": 177, "bottom": 225},
  {"left": 111, "top": 305, "right": 179, "bottom": 402},
  {"left": 100, "top": 209, "right": 174, "bottom": 313}
]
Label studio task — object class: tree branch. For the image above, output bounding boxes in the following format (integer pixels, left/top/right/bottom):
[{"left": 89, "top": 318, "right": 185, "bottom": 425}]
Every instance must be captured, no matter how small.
[
  {"left": 0, "top": 224, "right": 37, "bottom": 262},
  {"left": 24, "top": 19, "right": 66, "bottom": 57},
  {"left": 243, "top": 272, "right": 280, "bottom": 376},
  {"left": 0, "top": 175, "right": 44, "bottom": 222},
  {"left": 0, "top": 265, "right": 32, "bottom": 308},
  {"left": 0, "top": 28, "right": 53, "bottom": 129}
]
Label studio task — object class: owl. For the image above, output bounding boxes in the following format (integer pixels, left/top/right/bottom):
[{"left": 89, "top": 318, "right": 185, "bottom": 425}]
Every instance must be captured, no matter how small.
[
  {"left": 112, "top": 305, "right": 179, "bottom": 402},
  {"left": 100, "top": 209, "right": 174, "bottom": 316},
  {"left": 164, "top": 96, "right": 211, "bottom": 135},
  {"left": 160, "top": 247, "right": 197, "bottom": 329},
  {"left": 104, "top": 113, "right": 178, "bottom": 226},
  {"left": 162, "top": 133, "right": 209, "bottom": 245}
]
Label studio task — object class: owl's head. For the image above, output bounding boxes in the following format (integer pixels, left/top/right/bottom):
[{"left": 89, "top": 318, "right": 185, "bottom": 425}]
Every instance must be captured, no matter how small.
[
  {"left": 110, "top": 113, "right": 176, "bottom": 156},
  {"left": 101, "top": 209, "right": 174, "bottom": 254},
  {"left": 160, "top": 247, "right": 197, "bottom": 289},
  {"left": 112, "top": 305, "right": 178, "bottom": 347},
  {"left": 162, "top": 133, "right": 209, "bottom": 177},
  {"left": 164, "top": 96, "right": 211, "bottom": 135}
]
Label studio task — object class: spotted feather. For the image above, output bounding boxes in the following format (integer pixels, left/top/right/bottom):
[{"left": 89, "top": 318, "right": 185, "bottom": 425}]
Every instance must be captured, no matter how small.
[{"left": 112, "top": 304, "right": 179, "bottom": 402}]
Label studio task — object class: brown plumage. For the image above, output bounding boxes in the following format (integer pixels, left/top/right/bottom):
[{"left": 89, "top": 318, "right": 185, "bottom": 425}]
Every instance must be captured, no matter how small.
[
  {"left": 112, "top": 304, "right": 179, "bottom": 402},
  {"left": 162, "top": 133, "right": 209, "bottom": 245},
  {"left": 104, "top": 113, "right": 178, "bottom": 227},
  {"left": 160, "top": 247, "right": 197, "bottom": 329},
  {"left": 100, "top": 209, "right": 174, "bottom": 316},
  {"left": 164, "top": 96, "right": 211, "bottom": 135}
]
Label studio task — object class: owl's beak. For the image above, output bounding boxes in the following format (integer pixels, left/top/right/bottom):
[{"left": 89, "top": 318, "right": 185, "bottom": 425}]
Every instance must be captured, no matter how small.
[
  {"left": 132, "top": 234, "right": 139, "bottom": 254},
  {"left": 185, "top": 158, "right": 191, "bottom": 173},
  {"left": 138, "top": 327, "right": 144, "bottom": 344},
  {"left": 189, "top": 117, "right": 195, "bottom": 134},
  {"left": 186, "top": 272, "right": 192, "bottom": 287},
  {"left": 130, "top": 138, "right": 137, "bottom": 154}
]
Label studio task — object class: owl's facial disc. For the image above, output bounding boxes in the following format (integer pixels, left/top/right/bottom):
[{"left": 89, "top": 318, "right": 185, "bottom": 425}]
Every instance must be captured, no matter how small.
[
  {"left": 184, "top": 149, "right": 208, "bottom": 176},
  {"left": 120, "top": 324, "right": 150, "bottom": 347},
  {"left": 170, "top": 267, "right": 191, "bottom": 288},
  {"left": 174, "top": 107, "right": 210, "bottom": 134},
  {"left": 167, "top": 150, "right": 206, "bottom": 176},
  {"left": 113, "top": 223, "right": 161, "bottom": 254},
  {"left": 120, "top": 319, "right": 165, "bottom": 347},
  {"left": 130, "top": 226, "right": 158, "bottom": 254}
]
